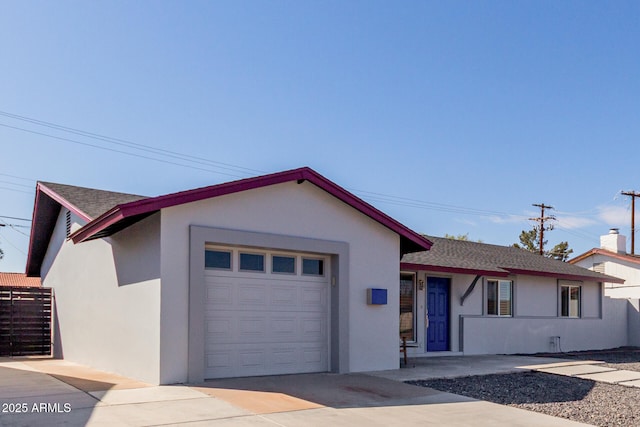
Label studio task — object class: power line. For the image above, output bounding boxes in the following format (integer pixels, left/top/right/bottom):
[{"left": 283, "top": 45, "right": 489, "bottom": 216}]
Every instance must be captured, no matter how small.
[
  {"left": 0, "top": 186, "right": 32, "bottom": 195},
  {"left": 0, "top": 180, "right": 32, "bottom": 189},
  {"left": 0, "top": 110, "right": 266, "bottom": 176},
  {"left": 0, "top": 216, "right": 31, "bottom": 222},
  {"left": 0, "top": 231, "right": 27, "bottom": 255},
  {"left": 0, "top": 173, "right": 34, "bottom": 182},
  {"left": 0, "top": 122, "right": 253, "bottom": 180}
]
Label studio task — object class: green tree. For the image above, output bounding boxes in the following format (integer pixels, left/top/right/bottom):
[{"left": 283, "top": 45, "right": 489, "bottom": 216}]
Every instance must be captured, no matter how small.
[
  {"left": 444, "top": 233, "right": 483, "bottom": 243},
  {"left": 513, "top": 228, "right": 573, "bottom": 261}
]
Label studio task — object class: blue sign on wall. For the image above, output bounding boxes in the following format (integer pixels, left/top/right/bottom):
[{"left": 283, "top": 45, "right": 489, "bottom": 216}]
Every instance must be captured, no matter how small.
[{"left": 367, "top": 288, "right": 387, "bottom": 305}]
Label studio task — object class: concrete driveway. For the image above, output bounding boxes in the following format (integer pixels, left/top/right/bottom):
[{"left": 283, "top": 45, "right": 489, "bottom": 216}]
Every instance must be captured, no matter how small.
[{"left": 0, "top": 356, "right": 590, "bottom": 427}]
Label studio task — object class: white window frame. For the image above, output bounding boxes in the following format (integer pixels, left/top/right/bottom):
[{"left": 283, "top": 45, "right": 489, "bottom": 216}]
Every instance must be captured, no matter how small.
[
  {"left": 302, "top": 257, "right": 325, "bottom": 276},
  {"left": 486, "top": 279, "right": 513, "bottom": 317},
  {"left": 238, "top": 251, "right": 266, "bottom": 273},
  {"left": 204, "top": 249, "right": 233, "bottom": 271},
  {"left": 560, "top": 283, "right": 581, "bottom": 318},
  {"left": 271, "top": 255, "right": 297, "bottom": 275}
]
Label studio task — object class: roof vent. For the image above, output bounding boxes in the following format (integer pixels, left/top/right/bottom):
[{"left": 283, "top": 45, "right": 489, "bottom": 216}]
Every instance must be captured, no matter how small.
[{"left": 609, "top": 228, "right": 619, "bottom": 235}]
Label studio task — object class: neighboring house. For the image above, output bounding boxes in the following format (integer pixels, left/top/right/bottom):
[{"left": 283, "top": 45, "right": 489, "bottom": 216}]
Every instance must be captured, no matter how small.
[
  {"left": 25, "top": 167, "right": 432, "bottom": 384},
  {"left": 0, "top": 273, "right": 41, "bottom": 287},
  {"left": 400, "top": 236, "right": 627, "bottom": 356},
  {"left": 570, "top": 229, "right": 640, "bottom": 299}
]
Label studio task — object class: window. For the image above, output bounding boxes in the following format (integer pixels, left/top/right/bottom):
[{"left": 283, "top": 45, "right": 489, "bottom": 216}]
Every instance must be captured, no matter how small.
[
  {"left": 400, "top": 273, "right": 416, "bottom": 342},
  {"left": 302, "top": 258, "right": 324, "bottom": 276},
  {"left": 561, "top": 284, "right": 581, "bottom": 318},
  {"left": 272, "top": 255, "right": 296, "bottom": 274},
  {"left": 239, "top": 253, "right": 265, "bottom": 272},
  {"left": 205, "top": 250, "right": 232, "bottom": 270},
  {"left": 487, "top": 280, "right": 513, "bottom": 316}
]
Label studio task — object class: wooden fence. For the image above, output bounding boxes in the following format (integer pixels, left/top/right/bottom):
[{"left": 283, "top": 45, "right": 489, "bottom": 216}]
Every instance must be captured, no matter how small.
[{"left": 0, "top": 287, "right": 52, "bottom": 356}]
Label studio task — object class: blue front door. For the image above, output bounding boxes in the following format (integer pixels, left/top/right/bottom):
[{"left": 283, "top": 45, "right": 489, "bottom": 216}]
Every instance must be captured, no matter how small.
[{"left": 426, "top": 277, "right": 450, "bottom": 352}]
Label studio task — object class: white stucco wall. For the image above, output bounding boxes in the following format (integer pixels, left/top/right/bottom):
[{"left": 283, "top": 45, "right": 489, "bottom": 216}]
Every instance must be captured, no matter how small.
[
  {"left": 159, "top": 181, "right": 400, "bottom": 383},
  {"left": 573, "top": 254, "right": 640, "bottom": 298},
  {"left": 41, "top": 210, "right": 162, "bottom": 384},
  {"left": 462, "top": 294, "right": 628, "bottom": 354}
]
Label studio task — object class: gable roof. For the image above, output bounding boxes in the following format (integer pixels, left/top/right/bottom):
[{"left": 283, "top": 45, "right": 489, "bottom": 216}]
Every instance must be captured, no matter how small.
[
  {"left": 401, "top": 235, "right": 624, "bottom": 283},
  {"left": 39, "top": 182, "right": 146, "bottom": 220},
  {"left": 27, "top": 167, "right": 432, "bottom": 276},
  {"left": 0, "top": 273, "right": 41, "bottom": 288},
  {"left": 569, "top": 248, "right": 640, "bottom": 266}
]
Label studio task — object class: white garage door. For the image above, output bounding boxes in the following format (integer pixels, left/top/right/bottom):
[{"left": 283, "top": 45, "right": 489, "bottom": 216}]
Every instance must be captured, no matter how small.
[{"left": 204, "top": 246, "right": 329, "bottom": 379}]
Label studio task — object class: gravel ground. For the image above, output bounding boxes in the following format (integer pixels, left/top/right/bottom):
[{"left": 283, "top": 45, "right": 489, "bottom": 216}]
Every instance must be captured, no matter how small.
[{"left": 407, "top": 349, "right": 640, "bottom": 427}]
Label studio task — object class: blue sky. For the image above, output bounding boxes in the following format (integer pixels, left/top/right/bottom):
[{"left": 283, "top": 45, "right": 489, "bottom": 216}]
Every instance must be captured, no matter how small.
[{"left": 1, "top": 1, "right": 639, "bottom": 273}]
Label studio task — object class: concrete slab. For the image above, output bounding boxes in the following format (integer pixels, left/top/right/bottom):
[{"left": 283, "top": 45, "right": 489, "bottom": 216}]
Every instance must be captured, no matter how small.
[
  {"left": 518, "top": 360, "right": 605, "bottom": 370},
  {"left": 85, "top": 397, "right": 251, "bottom": 426},
  {"left": 0, "top": 366, "right": 80, "bottom": 399},
  {"left": 535, "top": 364, "right": 616, "bottom": 376},
  {"left": 192, "top": 386, "right": 325, "bottom": 414},
  {"left": 368, "top": 355, "right": 579, "bottom": 381},
  {"left": 197, "top": 373, "right": 451, "bottom": 409},
  {"left": 577, "top": 369, "right": 640, "bottom": 384},
  {"left": 260, "top": 400, "right": 591, "bottom": 427},
  {"left": 0, "top": 391, "right": 98, "bottom": 411},
  {"left": 618, "top": 379, "right": 640, "bottom": 388},
  {"left": 22, "top": 359, "right": 151, "bottom": 392},
  {"left": 91, "top": 386, "right": 209, "bottom": 405}
]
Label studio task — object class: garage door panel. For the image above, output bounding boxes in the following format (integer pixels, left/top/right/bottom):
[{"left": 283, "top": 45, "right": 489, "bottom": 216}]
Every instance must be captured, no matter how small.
[
  {"left": 271, "top": 286, "right": 298, "bottom": 306},
  {"left": 206, "top": 342, "right": 327, "bottom": 379},
  {"left": 204, "top": 249, "right": 329, "bottom": 379},
  {"left": 237, "top": 285, "right": 267, "bottom": 306},
  {"left": 206, "top": 312, "right": 326, "bottom": 344}
]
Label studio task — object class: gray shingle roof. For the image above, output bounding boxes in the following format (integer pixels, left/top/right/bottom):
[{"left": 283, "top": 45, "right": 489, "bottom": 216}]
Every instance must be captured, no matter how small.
[
  {"left": 40, "top": 182, "right": 147, "bottom": 219},
  {"left": 402, "top": 235, "right": 623, "bottom": 283}
]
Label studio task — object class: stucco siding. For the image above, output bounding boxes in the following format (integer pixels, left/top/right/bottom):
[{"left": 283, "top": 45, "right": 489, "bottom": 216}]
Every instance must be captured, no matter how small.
[
  {"left": 160, "top": 180, "right": 400, "bottom": 383},
  {"left": 403, "top": 269, "right": 622, "bottom": 356},
  {"left": 515, "top": 276, "right": 557, "bottom": 317},
  {"left": 41, "top": 210, "right": 162, "bottom": 384},
  {"left": 462, "top": 294, "right": 628, "bottom": 354}
]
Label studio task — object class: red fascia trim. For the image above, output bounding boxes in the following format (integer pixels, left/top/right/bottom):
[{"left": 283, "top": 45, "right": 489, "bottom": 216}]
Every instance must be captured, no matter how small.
[
  {"left": 25, "top": 186, "right": 43, "bottom": 275},
  {"left": 400, "top": 262, "right": 508, "bottom": 277},
  {"left": 72, "top": 167, "right": 433, "bottom": 250},
  {"left": 503, "top": 268, "right": 625, "bottom": 284},
  {"left": 570, "top": 248, "right": 640, "bottom": 266},
  {"left": 70, "top": 208, "right": 124, "bottom": 243},
  {"left": 27, "top": 184, "right": 93, "bottom": 275},
  {"left": 37, "top": 183, "right": 92, "bottom": 222}
]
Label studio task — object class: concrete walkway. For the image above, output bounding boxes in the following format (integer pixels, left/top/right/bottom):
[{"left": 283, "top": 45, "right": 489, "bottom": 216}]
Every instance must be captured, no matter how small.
[
  {"left": 522, "top": 359, "right": 640, "bottom": 387},
  {"left": 0, "top": 356, "right": 593, "bottom": 427}
]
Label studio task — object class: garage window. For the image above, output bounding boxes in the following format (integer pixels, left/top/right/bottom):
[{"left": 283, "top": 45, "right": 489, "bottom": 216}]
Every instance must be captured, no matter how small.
[
  {"left": 205, "top": 250, "right": 232, "bottom": 270},
  {"left": 272, "top": 255, "right": 296, "bottom": 274},
  {"left": 302, "top": 258, "right": 324, "bottom": 276},
  {"left": 239, "top": 253, "right": 265, "bottom": 272}
]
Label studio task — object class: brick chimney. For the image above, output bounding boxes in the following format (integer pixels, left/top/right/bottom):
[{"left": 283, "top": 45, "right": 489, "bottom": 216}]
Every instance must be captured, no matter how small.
[{"left": 600, "top": 228, "right": 627, "bottom": 254}]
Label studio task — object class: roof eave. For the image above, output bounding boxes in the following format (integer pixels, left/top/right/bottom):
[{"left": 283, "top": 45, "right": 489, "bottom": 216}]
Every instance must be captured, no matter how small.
[
  {"left": 504, "top": 267, "right": 625, "bottom": 284},
  {"left": 70, "top": 207, "right": 125, "bottom": 243},
  {"left": 400, "top": 262, "right": 509, "bottom": 277},
  {"left": 70, "top": 167, "right": 433, "bottom": 251}
]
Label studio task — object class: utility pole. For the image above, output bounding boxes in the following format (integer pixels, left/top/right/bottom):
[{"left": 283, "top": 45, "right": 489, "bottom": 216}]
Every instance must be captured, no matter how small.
[
  {"left": 621, "top": 191, "right": 640, "bottom": 255},
  {"left": 530, "top": 203, "right": 556, "bottom": 255}
]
